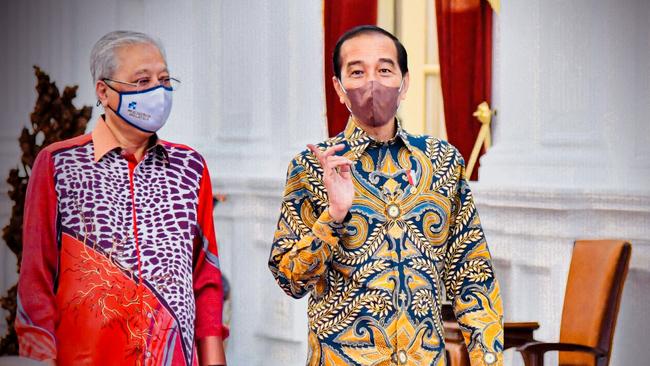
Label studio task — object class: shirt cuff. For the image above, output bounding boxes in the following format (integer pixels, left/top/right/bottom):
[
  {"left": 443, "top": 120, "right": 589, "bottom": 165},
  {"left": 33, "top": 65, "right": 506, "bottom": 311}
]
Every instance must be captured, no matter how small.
[
  {"left": 311, "top": 210, "right": 348, "bottom": 248},
  {"left": 16, "top": 326, "right": 57, "bottom": 361},
  {"left": 196, "top": 324, "right": 230, "bottom": 340}
]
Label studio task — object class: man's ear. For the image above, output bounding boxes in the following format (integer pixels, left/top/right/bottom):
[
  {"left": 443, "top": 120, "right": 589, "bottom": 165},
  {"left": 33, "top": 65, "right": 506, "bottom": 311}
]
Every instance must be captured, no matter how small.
[
  {"left": 399, "top": 72, "right": 410, "bottom": 101},
  {"left": 95, "top": 80, "right": 109, "bottom": 107},
  {"left": 332, "top": 76, "right": 347, "bottom": 104}
]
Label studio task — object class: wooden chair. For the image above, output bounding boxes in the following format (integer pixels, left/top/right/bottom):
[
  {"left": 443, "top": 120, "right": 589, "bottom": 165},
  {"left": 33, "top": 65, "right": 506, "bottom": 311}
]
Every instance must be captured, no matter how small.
[{"left": 517, "top": 240, "right": 632, "bottom": 366}]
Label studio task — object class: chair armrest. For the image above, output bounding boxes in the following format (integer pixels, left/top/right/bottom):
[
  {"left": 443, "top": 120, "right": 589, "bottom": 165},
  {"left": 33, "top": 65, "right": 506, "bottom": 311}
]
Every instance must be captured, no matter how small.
[
  {"left": 505, "top": 322, "right": 540, "bottom": 331},
  {"left": 503, "top": 322, "right": 540, "bottom": 349},
  {"left": 518, "top": 341, "right": 606, "bottom": 357}
]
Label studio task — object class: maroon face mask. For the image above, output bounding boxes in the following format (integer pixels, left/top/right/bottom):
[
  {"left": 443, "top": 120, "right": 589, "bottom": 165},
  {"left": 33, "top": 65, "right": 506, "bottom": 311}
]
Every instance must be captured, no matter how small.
[{"left": 340, "top": 79, "right": 403, "bottom": 127}]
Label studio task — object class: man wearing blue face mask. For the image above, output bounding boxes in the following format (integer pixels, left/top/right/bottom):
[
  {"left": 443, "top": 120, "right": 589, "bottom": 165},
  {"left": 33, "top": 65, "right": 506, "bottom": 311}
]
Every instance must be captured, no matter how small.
[
  {"left": 16, "top": 31, "right": 228, "bottom": 366},
  {"left": 269, "top": 25, "right": 504, "bottom": 365}
]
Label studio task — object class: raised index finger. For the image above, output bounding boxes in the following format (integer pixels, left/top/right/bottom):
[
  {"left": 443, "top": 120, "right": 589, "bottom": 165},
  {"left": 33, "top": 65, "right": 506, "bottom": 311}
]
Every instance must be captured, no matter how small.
[
  {"left": 321, "top": 144, "right": 345, "bottom": 158},
  {"left": 307, "top": 144, "right": 323, "bottom": 159}
]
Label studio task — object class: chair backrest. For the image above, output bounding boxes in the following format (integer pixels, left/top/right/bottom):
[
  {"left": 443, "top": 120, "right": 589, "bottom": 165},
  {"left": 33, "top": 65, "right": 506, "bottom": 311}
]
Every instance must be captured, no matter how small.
[{"left": 559, "top": 240, "right": 631, "bottom": 366}]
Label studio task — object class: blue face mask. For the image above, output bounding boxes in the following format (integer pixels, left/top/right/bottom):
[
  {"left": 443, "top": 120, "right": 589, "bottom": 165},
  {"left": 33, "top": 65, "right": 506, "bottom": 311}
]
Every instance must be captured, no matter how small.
[{"left": 105, "top": 83, "right": 173, "bottom": 133}]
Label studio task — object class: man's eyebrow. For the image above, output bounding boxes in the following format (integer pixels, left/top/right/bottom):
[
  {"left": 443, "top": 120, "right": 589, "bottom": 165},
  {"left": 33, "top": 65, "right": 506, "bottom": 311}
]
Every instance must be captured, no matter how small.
[
  {"left": 133, "top": 69, "right": 150, "bottom": 76},
  {"left": 345, "top": 60, "right": 363, "bottom": 68},
  {"left": 132, "top": 67, "right": 169, "bottom": 76},
  {"left": 378, "top": 58, "right": 396, "bottom": 66}
]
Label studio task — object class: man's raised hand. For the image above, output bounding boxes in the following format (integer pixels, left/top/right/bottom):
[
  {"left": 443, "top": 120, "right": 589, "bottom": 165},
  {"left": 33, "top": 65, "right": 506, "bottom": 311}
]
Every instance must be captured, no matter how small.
[{"left": 307, "top": 144, "right": 354, "bottom": 222}]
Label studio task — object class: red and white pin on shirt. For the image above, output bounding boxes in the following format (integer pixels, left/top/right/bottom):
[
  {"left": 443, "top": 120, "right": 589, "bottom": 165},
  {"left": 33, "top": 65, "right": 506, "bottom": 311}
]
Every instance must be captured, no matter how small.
[{"left": 405, "top": 169, "right": 417, "bottom": 194}]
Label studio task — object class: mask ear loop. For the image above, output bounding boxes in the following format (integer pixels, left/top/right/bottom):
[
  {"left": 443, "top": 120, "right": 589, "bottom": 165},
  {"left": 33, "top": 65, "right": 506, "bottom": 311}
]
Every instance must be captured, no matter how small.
[
  {"left": 98, "top": 80, "right": 124, "bottom": 120},
  {"left": 337, "top": 78, "right": 355, "bottom": 116},
  {"left": 97, "top": 78, "right": 117, "bottom": 109},
  {"left": 395, "top": 78, "right": 405, "bottom": 113},
  {"left": 337, "top": 77, "right": 348, "bottom": 94}
]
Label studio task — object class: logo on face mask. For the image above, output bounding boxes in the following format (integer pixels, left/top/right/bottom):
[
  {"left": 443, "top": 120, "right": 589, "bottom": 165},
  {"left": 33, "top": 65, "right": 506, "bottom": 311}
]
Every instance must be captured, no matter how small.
[
  {"left": 106, "top": 84, "right": 173, "bottom": 133},
  {"left": 339, "top": 79, "right": 403, "bottom": 128}
]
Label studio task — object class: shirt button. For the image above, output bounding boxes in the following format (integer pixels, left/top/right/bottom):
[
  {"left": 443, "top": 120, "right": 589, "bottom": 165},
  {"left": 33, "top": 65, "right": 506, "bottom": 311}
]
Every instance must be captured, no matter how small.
[
  {"left": 145, "top": 351, "right": 152, "bottom": 358},
  {"left": 147, "top": 312, "right": 153, "bottom": 319},
  {"left": 484, "top": 352, "right": 496, "bottom": 364},
  {"left": 397, "top": 350, "right": 408, "bottom": 364},
  {"left": 386, "top": 203, "right": 401, "bottom": 219}
]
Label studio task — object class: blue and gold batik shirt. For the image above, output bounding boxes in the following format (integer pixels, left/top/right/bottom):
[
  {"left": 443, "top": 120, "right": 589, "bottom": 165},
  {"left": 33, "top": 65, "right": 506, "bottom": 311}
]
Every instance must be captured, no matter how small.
[{"left": 269, "top": 118, "right": 503, "bottom": 366}]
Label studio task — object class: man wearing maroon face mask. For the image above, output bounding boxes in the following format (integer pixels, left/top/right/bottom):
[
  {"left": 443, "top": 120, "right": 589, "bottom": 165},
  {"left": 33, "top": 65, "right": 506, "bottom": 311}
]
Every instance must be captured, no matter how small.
[{"left": 269, "top": 25, "right": 504, "bottom": 366}]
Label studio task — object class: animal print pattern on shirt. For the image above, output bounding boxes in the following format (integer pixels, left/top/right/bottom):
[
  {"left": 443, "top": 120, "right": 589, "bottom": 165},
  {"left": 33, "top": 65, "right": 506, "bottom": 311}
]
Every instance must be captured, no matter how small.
[{"left": 53, "top": 141, "right": 206, "bottom": 363}]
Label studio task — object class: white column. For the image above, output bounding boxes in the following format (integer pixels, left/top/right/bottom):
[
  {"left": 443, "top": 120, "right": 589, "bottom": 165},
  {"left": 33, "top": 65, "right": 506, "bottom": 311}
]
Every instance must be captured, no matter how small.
[
  {"left": 475, "top": 1, "right": 650, "bottom": 365},
  {"left": 207, "top": 2, "right": 326, "bottom": 365},
  {"left": 482, "top": 0, "right": 650, "bottom": 191}
]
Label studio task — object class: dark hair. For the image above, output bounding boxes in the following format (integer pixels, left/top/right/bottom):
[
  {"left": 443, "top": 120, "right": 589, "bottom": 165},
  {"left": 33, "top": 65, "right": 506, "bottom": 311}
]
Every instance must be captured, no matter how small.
[{"left": 332, "top": 25, "right": 408, "bottom": 80}]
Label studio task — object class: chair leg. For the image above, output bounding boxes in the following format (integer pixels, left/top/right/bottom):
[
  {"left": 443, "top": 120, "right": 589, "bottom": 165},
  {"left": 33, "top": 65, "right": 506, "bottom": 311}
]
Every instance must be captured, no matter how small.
[
  {"left": 596, "top": 355, "right": 609, "bottom": 366},
  {"left": 446, "top": 343, "right": 470, "bottom": 366},
  {"left": 520, "top": 350, "right": 543, "bottom": 366}
]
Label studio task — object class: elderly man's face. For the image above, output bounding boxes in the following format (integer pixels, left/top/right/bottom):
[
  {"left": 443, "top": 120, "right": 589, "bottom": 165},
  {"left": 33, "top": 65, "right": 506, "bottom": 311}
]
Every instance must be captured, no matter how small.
[
  {"left": 98, "top": 43, "right": 169, "bottom": 134},
  {"left": 333, "top": 32, "right": 409, "bottom": 107}
]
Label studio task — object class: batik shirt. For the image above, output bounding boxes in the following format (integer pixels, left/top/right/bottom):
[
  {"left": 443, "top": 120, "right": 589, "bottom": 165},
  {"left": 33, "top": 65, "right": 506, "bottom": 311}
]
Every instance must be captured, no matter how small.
[
  {"left": 16, "top": 118, "right": 228, "bottom": 365},
  {"left": 269, "top": 119, "right": 504, "bottom": 366}
]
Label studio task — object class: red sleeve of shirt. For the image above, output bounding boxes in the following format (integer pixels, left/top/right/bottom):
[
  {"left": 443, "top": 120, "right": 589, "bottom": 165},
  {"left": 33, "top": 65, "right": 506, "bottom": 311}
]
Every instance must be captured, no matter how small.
[
  {"left": 15, "top": 148, "right": 59, "bottom": 360},
  {"left": 193, "top": 160, "right": 229, "bottom": 339}
]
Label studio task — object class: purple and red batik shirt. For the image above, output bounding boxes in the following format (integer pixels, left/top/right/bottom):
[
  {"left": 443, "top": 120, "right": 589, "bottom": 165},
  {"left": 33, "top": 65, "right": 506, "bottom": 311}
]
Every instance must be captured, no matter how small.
[{"left": 16, "top": 117, "right": 228, "bottom": 365}]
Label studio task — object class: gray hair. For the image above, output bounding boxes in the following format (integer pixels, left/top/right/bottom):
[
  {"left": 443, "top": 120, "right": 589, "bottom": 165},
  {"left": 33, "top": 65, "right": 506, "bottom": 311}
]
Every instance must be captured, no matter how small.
[{"left": 90, "top": 30, "right": 167, "bottom": 82}]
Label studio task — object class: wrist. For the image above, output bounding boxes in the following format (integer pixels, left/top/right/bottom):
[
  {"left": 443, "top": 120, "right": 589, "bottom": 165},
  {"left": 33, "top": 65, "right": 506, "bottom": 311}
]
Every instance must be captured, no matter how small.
[{"left": 328, "top": 206, "right": 348, "bottom": 223}]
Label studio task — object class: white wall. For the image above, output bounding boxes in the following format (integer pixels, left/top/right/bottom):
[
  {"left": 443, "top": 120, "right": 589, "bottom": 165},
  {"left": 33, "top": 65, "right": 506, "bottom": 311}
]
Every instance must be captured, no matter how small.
[
  {"left": 208, "top": 2, "right": 326, "bottom": 365},
  {"left": 477, "top": 0, "right": 650, "bottom": 365}
]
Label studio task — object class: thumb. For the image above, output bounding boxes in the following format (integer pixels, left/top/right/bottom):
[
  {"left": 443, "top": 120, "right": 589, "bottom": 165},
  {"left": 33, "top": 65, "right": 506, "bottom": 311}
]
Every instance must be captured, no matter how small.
[{"left": 339, "top": 163, "right": 352, "bottom": 180}]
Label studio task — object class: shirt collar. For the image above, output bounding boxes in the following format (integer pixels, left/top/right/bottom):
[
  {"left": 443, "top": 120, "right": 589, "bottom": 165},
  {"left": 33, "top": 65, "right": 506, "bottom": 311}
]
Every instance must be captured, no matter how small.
[
  {"left": 342, "top": 116, "right": 415, "bottom": 160},
  {"left": 92, "top": 115, "right": 169, "bottom": 163}
]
